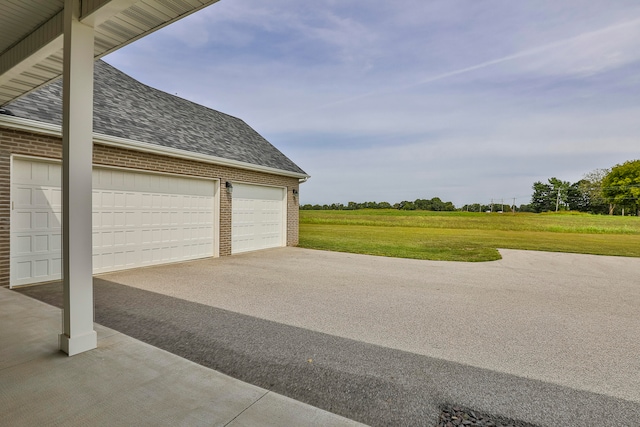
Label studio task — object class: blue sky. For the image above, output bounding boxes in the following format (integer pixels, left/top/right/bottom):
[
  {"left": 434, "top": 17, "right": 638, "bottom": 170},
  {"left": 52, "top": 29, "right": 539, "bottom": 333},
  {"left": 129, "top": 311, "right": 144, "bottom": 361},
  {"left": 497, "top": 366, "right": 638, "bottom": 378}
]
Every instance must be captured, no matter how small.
[{"left": 104, "top": 0, "right": 640, "bottom": 207}]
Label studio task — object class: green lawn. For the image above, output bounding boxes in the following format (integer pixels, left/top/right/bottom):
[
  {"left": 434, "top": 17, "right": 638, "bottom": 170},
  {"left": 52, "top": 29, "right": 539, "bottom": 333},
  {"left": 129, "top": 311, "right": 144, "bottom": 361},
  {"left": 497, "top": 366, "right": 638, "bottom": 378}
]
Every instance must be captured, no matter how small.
[{"left": 299, "top": 210, "right": 640, "bottom": 261}]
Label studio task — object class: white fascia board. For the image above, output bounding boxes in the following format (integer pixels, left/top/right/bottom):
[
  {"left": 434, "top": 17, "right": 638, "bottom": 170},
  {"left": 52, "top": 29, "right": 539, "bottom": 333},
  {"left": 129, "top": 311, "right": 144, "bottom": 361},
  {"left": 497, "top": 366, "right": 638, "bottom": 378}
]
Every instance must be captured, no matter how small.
[{"left": 0, "top": 115, "right": 310, "bottom": 180}]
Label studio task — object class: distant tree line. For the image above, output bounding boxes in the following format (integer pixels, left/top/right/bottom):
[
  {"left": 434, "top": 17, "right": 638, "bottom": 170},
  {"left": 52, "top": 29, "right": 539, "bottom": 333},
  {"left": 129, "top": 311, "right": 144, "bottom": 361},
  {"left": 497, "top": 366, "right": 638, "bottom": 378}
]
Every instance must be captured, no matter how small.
[
  {"left": 459, "top": 203, "right": 515, "bottom": 213},
  {"left": 526, "top": 159, "right": 640, "bottom": 215},
  {"left": 300, "top": 160, "right": 640, "bottom": 215},
  {"left": 300, "top": 197, "right": 456, "bottom": 211}
]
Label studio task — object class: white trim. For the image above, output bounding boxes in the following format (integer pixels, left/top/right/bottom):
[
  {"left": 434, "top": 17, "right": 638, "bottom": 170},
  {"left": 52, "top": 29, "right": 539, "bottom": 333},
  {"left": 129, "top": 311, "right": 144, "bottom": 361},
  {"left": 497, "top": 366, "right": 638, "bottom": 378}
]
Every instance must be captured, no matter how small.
[
  {"left": 0, "top": 115, "right": 310, "bottom": 180},
  {"left": 227, "top": 180, "right": 288, "bottom": 189},
  {"left": 0, "top": 115, "right": 60, "bottom": 136},
  {"left": 9, "top": 154, "right": 15, "bottom": 288},
  {"left": 11, "top": 153, "right": 60, "bottom": 164},
  {"left": 12, "top": 153, "right": 217, "bottom": 185}
]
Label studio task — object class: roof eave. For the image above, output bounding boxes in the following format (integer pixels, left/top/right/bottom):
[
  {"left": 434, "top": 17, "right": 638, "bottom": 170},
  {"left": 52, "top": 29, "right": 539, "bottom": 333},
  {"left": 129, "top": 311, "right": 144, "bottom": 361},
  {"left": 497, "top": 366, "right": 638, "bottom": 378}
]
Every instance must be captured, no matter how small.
[{"left": 0, "top": 115, "right": 310, "bottom": 180}]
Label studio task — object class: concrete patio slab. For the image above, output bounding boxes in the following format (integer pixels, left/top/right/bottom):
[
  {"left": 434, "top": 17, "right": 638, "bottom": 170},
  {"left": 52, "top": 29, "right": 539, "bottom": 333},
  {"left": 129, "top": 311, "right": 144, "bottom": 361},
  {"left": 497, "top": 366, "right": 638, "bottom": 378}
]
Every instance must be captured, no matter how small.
[
  {"left": 228, "top": 392, "right": 356, "bottom": 427},
  {"left": 0, "top": 286, "right": 365, "bottom": 427}
]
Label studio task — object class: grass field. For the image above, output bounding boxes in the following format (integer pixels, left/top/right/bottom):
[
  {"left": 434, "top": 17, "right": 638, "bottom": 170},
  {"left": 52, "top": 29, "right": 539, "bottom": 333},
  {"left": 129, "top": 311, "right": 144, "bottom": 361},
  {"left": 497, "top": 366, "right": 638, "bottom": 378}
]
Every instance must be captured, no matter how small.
[{"left": 299, "top": 210, "right": 640, "bottom": 261}]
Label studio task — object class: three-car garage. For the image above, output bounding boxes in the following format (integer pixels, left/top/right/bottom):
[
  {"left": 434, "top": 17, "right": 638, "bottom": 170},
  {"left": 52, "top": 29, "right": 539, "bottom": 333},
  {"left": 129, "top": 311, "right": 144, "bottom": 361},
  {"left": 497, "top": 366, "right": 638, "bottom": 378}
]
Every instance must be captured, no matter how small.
[
  {"left": 1, "top": 60, "right": 307, "bottom": 290},
  {"left": 10, "top": 156, "right": 289, "bottom": 287}
]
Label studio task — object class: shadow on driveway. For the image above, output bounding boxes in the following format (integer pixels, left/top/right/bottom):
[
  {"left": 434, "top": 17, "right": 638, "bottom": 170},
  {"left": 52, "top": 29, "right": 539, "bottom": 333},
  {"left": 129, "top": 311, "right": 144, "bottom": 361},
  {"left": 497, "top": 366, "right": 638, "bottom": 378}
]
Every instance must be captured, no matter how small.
[{"left": 15, "top": 279, "right": 640, "bottom": 427}]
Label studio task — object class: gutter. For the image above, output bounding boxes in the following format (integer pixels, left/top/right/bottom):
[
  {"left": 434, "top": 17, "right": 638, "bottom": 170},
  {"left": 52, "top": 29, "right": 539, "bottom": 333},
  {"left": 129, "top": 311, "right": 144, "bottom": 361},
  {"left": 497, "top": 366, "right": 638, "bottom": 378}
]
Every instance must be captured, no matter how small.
[{"left": 0, "top": 115, "right": 310, "bottom": 180}]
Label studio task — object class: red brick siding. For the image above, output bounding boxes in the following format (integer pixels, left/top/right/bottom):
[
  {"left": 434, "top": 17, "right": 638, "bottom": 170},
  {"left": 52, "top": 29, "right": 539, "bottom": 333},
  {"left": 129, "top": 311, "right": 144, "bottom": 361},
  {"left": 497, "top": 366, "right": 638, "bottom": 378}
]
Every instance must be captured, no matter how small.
[{"left": 0, "top": 127, "right": 301, "bottom": 287}]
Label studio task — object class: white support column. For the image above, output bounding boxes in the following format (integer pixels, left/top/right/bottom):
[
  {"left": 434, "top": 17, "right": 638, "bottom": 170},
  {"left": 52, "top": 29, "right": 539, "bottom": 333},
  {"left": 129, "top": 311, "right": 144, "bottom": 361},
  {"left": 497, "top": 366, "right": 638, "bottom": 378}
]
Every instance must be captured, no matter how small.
[{"left": 59, "top": 0, "right": 97, "bottom": 356}]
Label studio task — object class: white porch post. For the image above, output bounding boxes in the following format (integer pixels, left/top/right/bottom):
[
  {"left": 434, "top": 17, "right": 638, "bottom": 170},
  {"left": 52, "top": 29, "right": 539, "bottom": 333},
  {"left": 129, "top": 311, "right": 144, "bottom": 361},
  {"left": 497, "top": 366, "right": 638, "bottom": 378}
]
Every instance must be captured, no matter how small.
[{"left": 59, "top": 0, "right": 97, "bottom": 356}]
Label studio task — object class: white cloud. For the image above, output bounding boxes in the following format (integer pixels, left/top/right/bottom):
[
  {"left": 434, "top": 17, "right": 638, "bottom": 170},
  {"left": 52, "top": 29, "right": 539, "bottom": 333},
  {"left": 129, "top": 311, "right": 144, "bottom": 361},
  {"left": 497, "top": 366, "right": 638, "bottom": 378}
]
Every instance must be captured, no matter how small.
[
  {"left": 104, "top": 0, "right": 640, "bottom": 206},
  {"left": 502, "top": 17, "right": 640, "bottom": 78}
]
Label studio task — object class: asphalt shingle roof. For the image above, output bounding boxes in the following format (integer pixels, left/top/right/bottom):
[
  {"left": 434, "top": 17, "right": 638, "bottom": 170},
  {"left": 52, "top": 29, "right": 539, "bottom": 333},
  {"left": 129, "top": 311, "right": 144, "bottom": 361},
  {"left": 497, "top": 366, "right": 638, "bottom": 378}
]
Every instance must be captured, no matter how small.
[{"left": 5, "top": 60, "right": 306, "bottom": 176}]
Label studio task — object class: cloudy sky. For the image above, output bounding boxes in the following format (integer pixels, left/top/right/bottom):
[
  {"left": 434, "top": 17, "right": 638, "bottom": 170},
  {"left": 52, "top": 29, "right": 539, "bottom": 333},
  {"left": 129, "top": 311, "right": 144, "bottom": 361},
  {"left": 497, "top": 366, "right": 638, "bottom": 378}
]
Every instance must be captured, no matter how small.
[{"left": 104, "top": 0, "right": 640, "bottom": 207}]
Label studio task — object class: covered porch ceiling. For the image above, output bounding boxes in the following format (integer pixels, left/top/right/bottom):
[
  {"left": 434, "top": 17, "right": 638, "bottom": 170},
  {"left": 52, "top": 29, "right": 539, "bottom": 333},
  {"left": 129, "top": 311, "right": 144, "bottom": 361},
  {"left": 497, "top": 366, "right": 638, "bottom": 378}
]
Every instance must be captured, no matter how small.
[{"left": 0, "top": 0, "right": 220, "bottom": 106}]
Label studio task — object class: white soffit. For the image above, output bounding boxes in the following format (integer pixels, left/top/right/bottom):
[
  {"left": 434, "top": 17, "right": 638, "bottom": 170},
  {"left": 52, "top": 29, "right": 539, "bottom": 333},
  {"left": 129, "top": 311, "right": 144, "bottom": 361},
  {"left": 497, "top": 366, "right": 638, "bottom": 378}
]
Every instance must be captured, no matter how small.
[{"left": 0, "top": 0, "right": 220, "bottom": 106}]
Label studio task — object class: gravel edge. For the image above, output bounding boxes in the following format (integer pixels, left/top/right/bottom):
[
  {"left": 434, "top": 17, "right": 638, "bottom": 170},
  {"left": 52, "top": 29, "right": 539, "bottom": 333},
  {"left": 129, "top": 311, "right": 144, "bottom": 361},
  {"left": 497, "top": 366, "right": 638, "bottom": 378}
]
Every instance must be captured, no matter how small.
[{"left": 438, "top": 406, "right": 540, "bottom": 427}]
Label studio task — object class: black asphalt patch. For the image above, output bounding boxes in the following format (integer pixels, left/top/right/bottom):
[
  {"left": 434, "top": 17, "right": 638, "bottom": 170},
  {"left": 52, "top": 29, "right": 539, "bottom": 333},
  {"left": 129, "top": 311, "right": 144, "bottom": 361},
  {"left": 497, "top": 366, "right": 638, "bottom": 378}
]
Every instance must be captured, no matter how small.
[{"left": 15, "top": 280, "right": 640, "bottom": 427}]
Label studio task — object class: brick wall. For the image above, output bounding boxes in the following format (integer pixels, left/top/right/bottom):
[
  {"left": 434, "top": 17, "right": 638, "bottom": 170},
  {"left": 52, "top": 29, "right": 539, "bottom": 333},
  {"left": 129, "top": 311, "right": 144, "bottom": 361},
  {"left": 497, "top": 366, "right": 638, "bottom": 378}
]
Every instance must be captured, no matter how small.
[{"left": 0, "top": 127, "right": 301, "bottom": 286}]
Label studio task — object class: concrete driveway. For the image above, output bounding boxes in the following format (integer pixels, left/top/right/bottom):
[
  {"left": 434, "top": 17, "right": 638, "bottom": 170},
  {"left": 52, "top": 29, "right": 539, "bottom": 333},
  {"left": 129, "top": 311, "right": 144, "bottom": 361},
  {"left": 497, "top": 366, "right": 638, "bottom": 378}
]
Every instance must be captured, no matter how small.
[{"left": 94, "top": 247, "right": 640, "bottom": 424}]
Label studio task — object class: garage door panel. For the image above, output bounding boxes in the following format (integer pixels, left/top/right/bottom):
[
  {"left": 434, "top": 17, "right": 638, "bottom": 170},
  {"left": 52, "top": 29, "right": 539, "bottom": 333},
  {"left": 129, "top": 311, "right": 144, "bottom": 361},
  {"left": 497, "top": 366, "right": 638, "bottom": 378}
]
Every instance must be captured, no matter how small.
[
  {"left": 162, "top": 228, "right": 175, "bottom": 243},
  {"left": 234, "top": 184, "right": 282, "bottom": 201},
  {"left": 14, "top": 260, "right": 33, "bottom": 282},
  {"left": 11, "top": 158, "right": 216, "bottom": 286},
  {"left": 126, "top": 192, "right": 139, "bottom": 207},
  {"left": 14, "top": 161, "right": 60, "bottom": 186},
  {"left": 15, "top": 258, "right": 52, "bottom": 281},
  {"left": 113, "top": 192, "right": 125, "bottom": 207},
  {"left": 125, "top": 229, "right": 139, "bottom": 245},
  {"left": 34, "top": 235, "right": 48, "bottom": 252},
  {"left": 13, "top": 235, "right": 33, "bottom": 254},
  {"left": 13, "top": 187, "right": 33, "bottom": 207},
  {"left": 92, "top": 211, "right": 101, "bottom": 228},
  {"left": 150, "top": 211, "right": 161, "bottom": 226},
  {"left": 141, "top": 194, "right": 153, "bottom": 208},
  {"left": 33, "top": 189, "right": 51, "bottom": 207},
  {"left": 101, "top": 191, "right": 115, "bottom": 208},
  {"left": 33, "top": 211, "right": 49, "bottom": 229},
  {"left": 125, "top": 211, "right": 140, "bottom": 226},
  {"left": 152, "top": 194, "right": 162, "bottom": 209},
  {"left": 232, "top": 184, "right": 285, "bottom": 254},
  {"left": 114, "top": 250, "right": 135, "bottom": 269},
  {"left": 13, "top": 211, "right": 32, "bottom": 231},
  {"left": 101, "top": 211, "right": 115, "bottom": 228},
  {"left": 113, "top": 212, "right": 126, "bottom": 227},
  {"left": 183, "top": 196, "right": 195, "bottom": 209}
]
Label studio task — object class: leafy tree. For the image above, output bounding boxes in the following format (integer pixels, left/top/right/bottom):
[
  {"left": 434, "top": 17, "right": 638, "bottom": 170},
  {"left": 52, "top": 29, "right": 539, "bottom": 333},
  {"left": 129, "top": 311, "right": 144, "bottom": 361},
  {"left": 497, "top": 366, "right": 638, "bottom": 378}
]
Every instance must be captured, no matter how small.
[
  {"left": 602, "top": 160, "right": 640, "bottom": 216},
  {"left": 531, "top": 178, "right": 571, "bottom": 212},
  {"left": 396, "top": 198, "right": 456, "bottom": 211},
  {"left": 461, "top": 203, "right": 483, "bottom": 212},
  {"left": 530, "top": 181, "right": 553, "bottom": 212},
  {"left": 567, "top": 180, "right": 591, "bottom": 212},
  {"left": 413, "top": 198, "right": 429, "bottom": 210},
  {"left": 579, "top": 168, "right": 610, "bottom": 214},
  {"left": 428, "top": 197, "right": 445, "bottom": 211},
  {"left": 398, "top": 201, "right": 415, "bottom": 210}
]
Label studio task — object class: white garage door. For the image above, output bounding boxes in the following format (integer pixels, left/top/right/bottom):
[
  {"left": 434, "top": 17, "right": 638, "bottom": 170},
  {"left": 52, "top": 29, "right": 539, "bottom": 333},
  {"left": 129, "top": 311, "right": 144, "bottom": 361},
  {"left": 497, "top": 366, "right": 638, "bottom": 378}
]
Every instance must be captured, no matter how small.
[
  {"left": 10, "top": 158, "right": 216, "bottom": 287},
  {"left": 231, "top": 183, "right": 285, "bottom": 254},
  {"left": 10, "top": 159, "right": 62, "bottom": 286},
  {"left": 92, "top": 167, "right": 215, "bottom": 274}
]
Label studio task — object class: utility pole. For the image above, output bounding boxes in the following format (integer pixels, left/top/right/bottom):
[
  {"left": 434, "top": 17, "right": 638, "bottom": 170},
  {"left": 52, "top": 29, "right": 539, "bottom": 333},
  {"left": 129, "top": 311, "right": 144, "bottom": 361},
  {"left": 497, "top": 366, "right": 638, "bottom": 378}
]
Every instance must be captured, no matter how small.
[
  {"left": 555, "top": 190, "right": 560, "bottom": 212},
  {"left": 513, "top": 197, "right": 516, "bottom": 214}
]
